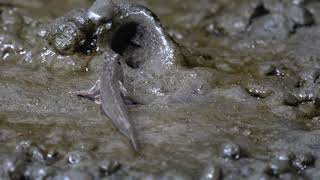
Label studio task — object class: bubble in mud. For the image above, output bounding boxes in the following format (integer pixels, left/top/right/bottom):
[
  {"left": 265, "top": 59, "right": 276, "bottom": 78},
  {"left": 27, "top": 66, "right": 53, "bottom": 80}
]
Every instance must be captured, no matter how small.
[
  {"left": 65, "top": 151, "right": 91, "bottom": 165},
  {"left": 66, "top": 152, "right": 82, "bottom": 165}
]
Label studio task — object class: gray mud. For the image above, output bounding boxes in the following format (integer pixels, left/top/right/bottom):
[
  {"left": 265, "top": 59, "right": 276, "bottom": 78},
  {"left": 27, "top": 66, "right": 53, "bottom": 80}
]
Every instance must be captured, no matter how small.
[{"left": 1, "top": 0, "right": 320, "bottom": 179}]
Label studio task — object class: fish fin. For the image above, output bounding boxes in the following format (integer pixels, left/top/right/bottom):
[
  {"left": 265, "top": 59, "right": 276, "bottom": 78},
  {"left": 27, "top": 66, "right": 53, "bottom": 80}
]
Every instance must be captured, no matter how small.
[
  {"left": 70, "top": 80, "right": 101, "bottom": 104},
  {"left": 128, "top": 131, "right": 139, "bottom": 151}
]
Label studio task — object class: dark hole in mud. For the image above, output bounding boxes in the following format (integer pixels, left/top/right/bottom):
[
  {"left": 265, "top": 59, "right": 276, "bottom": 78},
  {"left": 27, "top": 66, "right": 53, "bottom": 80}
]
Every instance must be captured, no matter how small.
[
  {"left": 290, "top": 10, "right": 315, "bottom": 35},
  {"left": 266, "top": 67, "right": 285, "bottom": 77},
  {"left": 291, "top": 20, "right": 315, "bottom": 35},
  {"left": 111, "top": 22, "right": 141, "bottom": 69},
  {"left": 125, "top": 55, "right": 142, "bottom": 69},
  {"left": 76, "top": 36, "right": 98, "bottom": 55},
  {"left": 248, "top": 4, "right": 270, "bottom": 25},
  {"left": 111, "top": 22, "right": 138, "bottom": 55},
  {"left": 76, "top": 36, "right": 97, "bottom": 55},
  {"left": 295, "top": 80, "right": 305, "bottom": 88},
  {"left": 76, "top": 29, "right": 98, "bottom": 55}
]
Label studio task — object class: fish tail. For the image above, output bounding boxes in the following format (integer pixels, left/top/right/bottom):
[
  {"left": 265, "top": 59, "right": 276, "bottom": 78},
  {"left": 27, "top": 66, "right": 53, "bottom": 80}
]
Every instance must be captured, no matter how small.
[{"left": 128, "top": 132, "right": 139, "bottom": 151}]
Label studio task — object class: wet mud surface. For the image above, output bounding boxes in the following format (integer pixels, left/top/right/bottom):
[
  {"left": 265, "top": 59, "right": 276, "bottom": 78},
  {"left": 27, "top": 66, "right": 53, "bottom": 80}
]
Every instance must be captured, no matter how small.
[{"left": 1, "top": 0, "right": 320, "bottom": 179}]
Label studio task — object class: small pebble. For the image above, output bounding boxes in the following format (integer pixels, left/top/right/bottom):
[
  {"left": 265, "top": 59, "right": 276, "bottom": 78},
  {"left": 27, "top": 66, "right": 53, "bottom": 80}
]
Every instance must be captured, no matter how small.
[
  {"left": 15, "top": 140, "right": 32, "bottom": 153},
  {"left": 274, "top": 151, "right": 295, "bottom": 162},
  {"left": 263, "top": 151, "right": 295, "bottom": 176},
  {"left": 24, "top": 164, "right": 51, "bottom": 180},
  {"left": 292, "top": 153, "right": 315, "bottom": 171},
  {"left": 221, "top": 142, "right": 241, "bottom": 160},
  {"left": 200, "top": 163, "right": 221, "bottom": 180},
  {"left": 99, "top": 160, "right": 121, "bottom": 175},
  {"left": 28, "top": 146, "right": 45, "bottom": 162}
]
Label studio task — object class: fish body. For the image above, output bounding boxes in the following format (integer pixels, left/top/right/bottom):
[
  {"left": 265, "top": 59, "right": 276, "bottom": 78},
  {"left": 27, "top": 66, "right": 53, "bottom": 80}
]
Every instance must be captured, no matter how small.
[
  {"left": 72, "top": 1, "right": 182, "bottom": 151},
  {"left": 100, "top": 51, "right": 138, "bottom": 150}
]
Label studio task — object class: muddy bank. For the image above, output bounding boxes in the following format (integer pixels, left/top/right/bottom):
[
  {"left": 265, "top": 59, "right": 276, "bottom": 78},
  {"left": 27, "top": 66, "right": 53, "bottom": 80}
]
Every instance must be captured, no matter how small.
[{"left": 1, "top": 0, "right": 320, "bottom": 179}]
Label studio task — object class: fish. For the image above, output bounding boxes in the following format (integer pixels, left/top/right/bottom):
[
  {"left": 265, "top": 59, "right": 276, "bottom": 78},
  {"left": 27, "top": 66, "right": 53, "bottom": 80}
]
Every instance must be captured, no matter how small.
[
  {"left": 72, "top": 1, "right": 182, "bottom": 151},
  {"left": 71, "top": 50, "right": 138, "bottom": 151},
  {"left": 100, "top": 51, "right": 138, "bottom": 150}
]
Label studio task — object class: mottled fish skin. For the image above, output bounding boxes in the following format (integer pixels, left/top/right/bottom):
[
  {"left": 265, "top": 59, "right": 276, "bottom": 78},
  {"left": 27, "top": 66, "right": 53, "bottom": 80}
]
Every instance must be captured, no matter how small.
[{"left": 100, "top": 51, "right": 138, "bottom": 151}]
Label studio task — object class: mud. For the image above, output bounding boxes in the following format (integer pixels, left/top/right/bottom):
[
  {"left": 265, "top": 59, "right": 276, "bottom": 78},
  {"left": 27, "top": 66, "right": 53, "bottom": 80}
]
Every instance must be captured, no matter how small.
[{"left": 1, "top": 0, "right": 320, "bottom": 179}]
